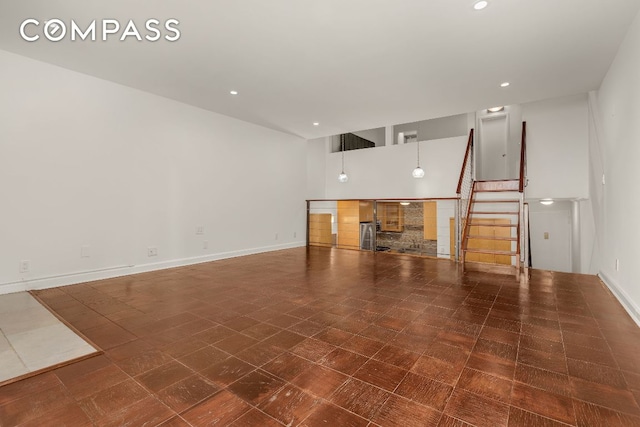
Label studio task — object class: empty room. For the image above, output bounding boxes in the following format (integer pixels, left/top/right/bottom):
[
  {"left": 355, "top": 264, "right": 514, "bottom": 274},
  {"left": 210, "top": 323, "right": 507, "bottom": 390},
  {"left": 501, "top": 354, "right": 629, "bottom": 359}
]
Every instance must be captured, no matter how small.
[{"left": 1, "top": 1, "right": 640, "bottom": 426}]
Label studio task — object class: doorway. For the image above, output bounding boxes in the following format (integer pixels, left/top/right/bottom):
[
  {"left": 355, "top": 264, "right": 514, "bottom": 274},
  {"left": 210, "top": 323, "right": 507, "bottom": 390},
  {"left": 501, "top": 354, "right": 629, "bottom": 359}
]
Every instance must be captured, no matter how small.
[
  {"left": 477, "top": 114, "right": 509, "bottom": 180},
  {"left": 529, "top": 202, "right": 572, "bottom": 272}
]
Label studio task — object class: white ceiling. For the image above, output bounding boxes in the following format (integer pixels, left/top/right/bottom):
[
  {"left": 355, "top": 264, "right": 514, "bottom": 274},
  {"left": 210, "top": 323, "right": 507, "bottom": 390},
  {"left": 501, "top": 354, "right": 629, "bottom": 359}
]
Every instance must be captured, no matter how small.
[{"left": 1, "top": 0, "right": 638, "bottom": 139}]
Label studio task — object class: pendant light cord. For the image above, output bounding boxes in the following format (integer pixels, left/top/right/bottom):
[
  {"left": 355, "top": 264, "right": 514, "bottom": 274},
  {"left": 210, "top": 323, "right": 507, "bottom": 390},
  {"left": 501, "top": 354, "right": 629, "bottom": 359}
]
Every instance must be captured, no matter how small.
[
  {"left": 341, "top": 138, "right": 345, "bottom": 173},
  {"left": 416, "top": 140, "right": 420, "bottom": 167}
]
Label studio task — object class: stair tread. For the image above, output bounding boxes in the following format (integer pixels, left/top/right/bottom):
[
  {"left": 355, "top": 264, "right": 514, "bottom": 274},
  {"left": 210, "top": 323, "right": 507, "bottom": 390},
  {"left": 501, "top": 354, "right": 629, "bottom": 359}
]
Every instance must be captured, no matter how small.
[
  {"left": 470, "top": 211, "right": 520, "bottom": 215},
  {"left": 465, "top": 249, "right": 518, "bottom": 255},
  {"left": 467, "top": 235, "right": 517, "bottom": 241},
  {"left": 467, "top": 223, "right": 517, "bottom": 227}
]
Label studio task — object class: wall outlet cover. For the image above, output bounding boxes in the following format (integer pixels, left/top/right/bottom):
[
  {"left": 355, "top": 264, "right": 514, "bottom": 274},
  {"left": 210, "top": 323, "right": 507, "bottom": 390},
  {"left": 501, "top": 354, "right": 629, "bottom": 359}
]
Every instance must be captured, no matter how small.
[
  {"left": 147, "top": 247, "right": 158, "bottom": 257},
  {"left": 19, "top": 260, "right": 30, "bottom": 273}
]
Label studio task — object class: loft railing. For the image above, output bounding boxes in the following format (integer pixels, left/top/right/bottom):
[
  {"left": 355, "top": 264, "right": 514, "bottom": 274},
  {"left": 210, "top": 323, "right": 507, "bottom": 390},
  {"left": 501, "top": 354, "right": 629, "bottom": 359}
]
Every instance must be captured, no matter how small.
[
  {"left": 518, "top": 122, "right": 528, "bottom": 268},
  {"left": 456, "top": 129, "right": 474, "bottom": 262},
  {"left": 519, "top": 122, "right": 527, "bottom": 192},
  {"left": 339, "top": 133, "right": 376, "bottom": 151}
]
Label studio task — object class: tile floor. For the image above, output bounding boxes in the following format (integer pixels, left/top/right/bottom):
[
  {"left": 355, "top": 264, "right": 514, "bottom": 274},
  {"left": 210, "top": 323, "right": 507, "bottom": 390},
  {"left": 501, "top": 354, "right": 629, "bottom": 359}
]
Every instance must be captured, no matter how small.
[
  {"left": 0, "top": 292, "right": 97, "bottom": 383},
  {"left": 1, "top": 247, "right": 639, "bottom": 426}
]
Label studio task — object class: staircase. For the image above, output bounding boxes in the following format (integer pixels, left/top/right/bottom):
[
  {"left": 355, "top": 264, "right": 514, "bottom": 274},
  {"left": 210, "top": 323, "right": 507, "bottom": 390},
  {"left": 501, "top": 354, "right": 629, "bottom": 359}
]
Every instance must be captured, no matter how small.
[
  {"left": 461, "top": 179, "right": 522, "bottom": 274},
  {"left": 456, "top": 123, "right": 529, "bottom": 275}
]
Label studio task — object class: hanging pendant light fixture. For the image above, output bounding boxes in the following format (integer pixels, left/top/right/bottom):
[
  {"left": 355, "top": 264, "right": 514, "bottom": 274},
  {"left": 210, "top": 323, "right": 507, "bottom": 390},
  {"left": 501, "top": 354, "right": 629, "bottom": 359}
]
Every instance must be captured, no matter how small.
[
  {"left": 412, "top": 140, "right": 425, "bottom": 178},
  {"left": 338, "top": 137, "right": 348, "bottom": 183}
]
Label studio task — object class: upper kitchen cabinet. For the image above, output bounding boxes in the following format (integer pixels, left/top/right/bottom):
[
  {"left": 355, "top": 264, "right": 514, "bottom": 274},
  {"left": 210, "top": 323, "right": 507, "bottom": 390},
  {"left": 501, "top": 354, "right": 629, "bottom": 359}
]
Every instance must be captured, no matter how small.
[
  {"left": 359, "top": 201, "right": 374, "bottom": 222},
  {"left": 378, "top": 202, "right": 404, "bottom": 232}
]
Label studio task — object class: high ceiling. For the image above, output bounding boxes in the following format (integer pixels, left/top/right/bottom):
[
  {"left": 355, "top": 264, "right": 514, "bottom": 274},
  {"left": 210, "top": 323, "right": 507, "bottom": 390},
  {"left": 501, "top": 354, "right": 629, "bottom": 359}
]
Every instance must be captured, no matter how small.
[{"left": 1, "top": 1, "right": 638, "bottom": 139}]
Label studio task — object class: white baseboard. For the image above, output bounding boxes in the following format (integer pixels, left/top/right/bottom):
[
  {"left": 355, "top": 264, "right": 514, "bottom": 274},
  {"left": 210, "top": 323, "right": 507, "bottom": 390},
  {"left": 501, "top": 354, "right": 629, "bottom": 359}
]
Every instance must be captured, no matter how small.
[
  {"left": 598, "top": 270, "right": 640, "bottom": 327},
  {"left": 0, "top": 242, "right": 305, "bottom": 296}
]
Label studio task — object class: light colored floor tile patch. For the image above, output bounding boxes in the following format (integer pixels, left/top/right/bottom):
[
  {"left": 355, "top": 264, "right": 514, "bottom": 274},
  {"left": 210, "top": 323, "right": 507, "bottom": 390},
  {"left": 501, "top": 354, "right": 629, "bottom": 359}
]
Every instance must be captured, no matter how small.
[
  {"left": 8, "top": 323, "right": 96, "bottom": 370},
  {"left": 0, "top": 292, "right": 42, "bottom": 314},
  {"left": 26, "top": 344, "right": 96, "bottom": 372},
  {"left": 0, "top": 331, "right": 28, "bottom": 382},
  {"left": 0, "top": 307, "right": 60, "bottom": 335},
  {"left": 0, "top": 292, "right": 98, "bottom": 383}
]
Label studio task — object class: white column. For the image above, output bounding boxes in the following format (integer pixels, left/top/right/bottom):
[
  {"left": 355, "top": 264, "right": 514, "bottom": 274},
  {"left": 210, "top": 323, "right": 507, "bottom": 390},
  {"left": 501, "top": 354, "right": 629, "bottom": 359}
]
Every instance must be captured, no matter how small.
[
  {"left": 385, "top": 126, "right": 394, "bottom": 146},
  {"left": 571, "top": 200, "right": 581, "bottom": 273}
]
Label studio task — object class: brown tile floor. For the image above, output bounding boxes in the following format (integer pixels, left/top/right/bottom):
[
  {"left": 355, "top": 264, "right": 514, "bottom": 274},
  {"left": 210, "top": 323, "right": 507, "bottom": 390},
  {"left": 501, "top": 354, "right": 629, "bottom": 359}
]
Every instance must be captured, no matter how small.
[{"left": 1, "top": 247, "right": 640, "bottom": 426}]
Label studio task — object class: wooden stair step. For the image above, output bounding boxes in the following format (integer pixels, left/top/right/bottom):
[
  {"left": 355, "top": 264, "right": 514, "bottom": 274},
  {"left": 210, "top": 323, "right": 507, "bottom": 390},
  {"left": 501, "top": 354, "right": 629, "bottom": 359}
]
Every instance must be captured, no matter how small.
[
  {"left": 467, "top": 235, "right": 517, "bottom": 241},
  {"left": 468, "top": 222, "right": 517, "bottom": 227},
  {"left": 470, "top": 211, "right": 519, "bottom": 215},
  {"left": 463, "top": 261, "right": 517, "bottom": 275},
  {"left": 464, "top": 249, "right": 518, "bottom": 256},
  {"left": 475, "top": 179, "right": 520, "bottom": 192}
]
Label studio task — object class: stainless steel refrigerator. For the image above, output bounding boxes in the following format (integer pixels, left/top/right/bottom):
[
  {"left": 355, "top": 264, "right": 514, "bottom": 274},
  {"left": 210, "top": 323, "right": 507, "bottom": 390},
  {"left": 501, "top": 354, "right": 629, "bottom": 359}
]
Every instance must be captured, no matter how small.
[{"left": 360, "top": 222, "right": 374, "bottom": 251}]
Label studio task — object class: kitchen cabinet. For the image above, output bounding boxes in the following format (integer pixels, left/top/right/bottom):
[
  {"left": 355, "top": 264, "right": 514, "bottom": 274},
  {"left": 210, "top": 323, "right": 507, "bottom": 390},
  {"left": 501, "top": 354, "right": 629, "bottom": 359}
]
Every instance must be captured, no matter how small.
[
  {"left": 378, "top": 202, "right": 404, "bottom": 232},
  {"left": 359, "top": 201, "right": 374, "bottom": 222},
  {"left": 309, "top": 213, "right": 332, "bottom": 247}
]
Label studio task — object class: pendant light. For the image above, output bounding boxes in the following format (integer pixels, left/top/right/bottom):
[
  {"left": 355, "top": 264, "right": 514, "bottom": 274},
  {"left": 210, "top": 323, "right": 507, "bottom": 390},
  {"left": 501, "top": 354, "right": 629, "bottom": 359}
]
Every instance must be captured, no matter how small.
[
  {"left": 338, "top": 137, "right": 348, "bottom": 183},
  {"left": 412, "top": 140, "right": 425, "bottom": 178}
]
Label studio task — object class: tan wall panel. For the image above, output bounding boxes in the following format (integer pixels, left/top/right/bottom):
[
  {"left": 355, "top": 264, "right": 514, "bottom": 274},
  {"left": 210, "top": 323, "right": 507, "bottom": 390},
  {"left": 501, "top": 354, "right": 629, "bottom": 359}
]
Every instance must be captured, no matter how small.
[
  {"left": 423, "top": 201, "right": 437, "bottom": 240},
  {"left": 337, "top": 201, "right": 360, "bottom": 249}
]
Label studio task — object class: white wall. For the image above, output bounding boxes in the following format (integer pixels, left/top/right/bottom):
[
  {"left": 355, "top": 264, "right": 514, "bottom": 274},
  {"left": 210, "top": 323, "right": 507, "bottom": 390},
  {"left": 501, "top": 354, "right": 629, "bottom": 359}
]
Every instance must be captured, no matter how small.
[
  {"left": 594, "top": 8, "right": 640, "bottom": 324},
  {"left": 579, "top": 198, "right": 598, "bottom": 274},
  {"left": 0, "top": 50, "right": 307, "bottom": 294},
  {"left": 522, "top": 94, "right": 589, "bottom": 200},
  {"left": 322, "top": 136, "right": 467, "bottom": 200},
  {"left": 306, "top": 137, "right": 327, "bottom": 199}
]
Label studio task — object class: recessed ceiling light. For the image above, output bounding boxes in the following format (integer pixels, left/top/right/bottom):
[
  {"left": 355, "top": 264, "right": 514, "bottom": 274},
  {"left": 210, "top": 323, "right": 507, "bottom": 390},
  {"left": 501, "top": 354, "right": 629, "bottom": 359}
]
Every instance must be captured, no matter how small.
[
  {"left": 474, "top": 1, "right": 488, "bottom": 10},
  {"left": 229, "top": 90, "right": 238, "bottom": 95},
  {"left": 540, "top": 199, "right": 554, "bottom": 205},
  {"left": 500, "top": 82, "right": 510, "bottom": 88},
  {"left": 313, "top": 122, "right": 319, "bottom": 126},
  {"left": 488, "top": 106, "right": 504, "bottom": 113}
]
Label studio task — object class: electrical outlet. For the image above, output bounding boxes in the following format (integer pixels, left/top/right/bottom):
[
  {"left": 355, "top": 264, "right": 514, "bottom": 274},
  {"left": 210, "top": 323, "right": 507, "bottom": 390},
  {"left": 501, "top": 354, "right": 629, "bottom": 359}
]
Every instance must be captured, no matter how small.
[
  {"left": 616, "top": 259, "right": 620, "bottom": 271},
  {"left": 19, "top": 260, "right": 30, "bottom": 273},
  {"left": 196, "top": 226, "right": 204, "bottom": 235},
  {"left": 275, "top": 233, "right": 278, "bottom": 240},
  {"left": 293, "top": 231, "right": 297, "bottom": 238},
  {"left": 203, "top": 240, "right": 208, "bottom": 249},
  {"left": 81, "top": 245, "right": 90, "bottom": 258},
  {"left": 147, "top": 247, "right": 158, "bottom": 257}
]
